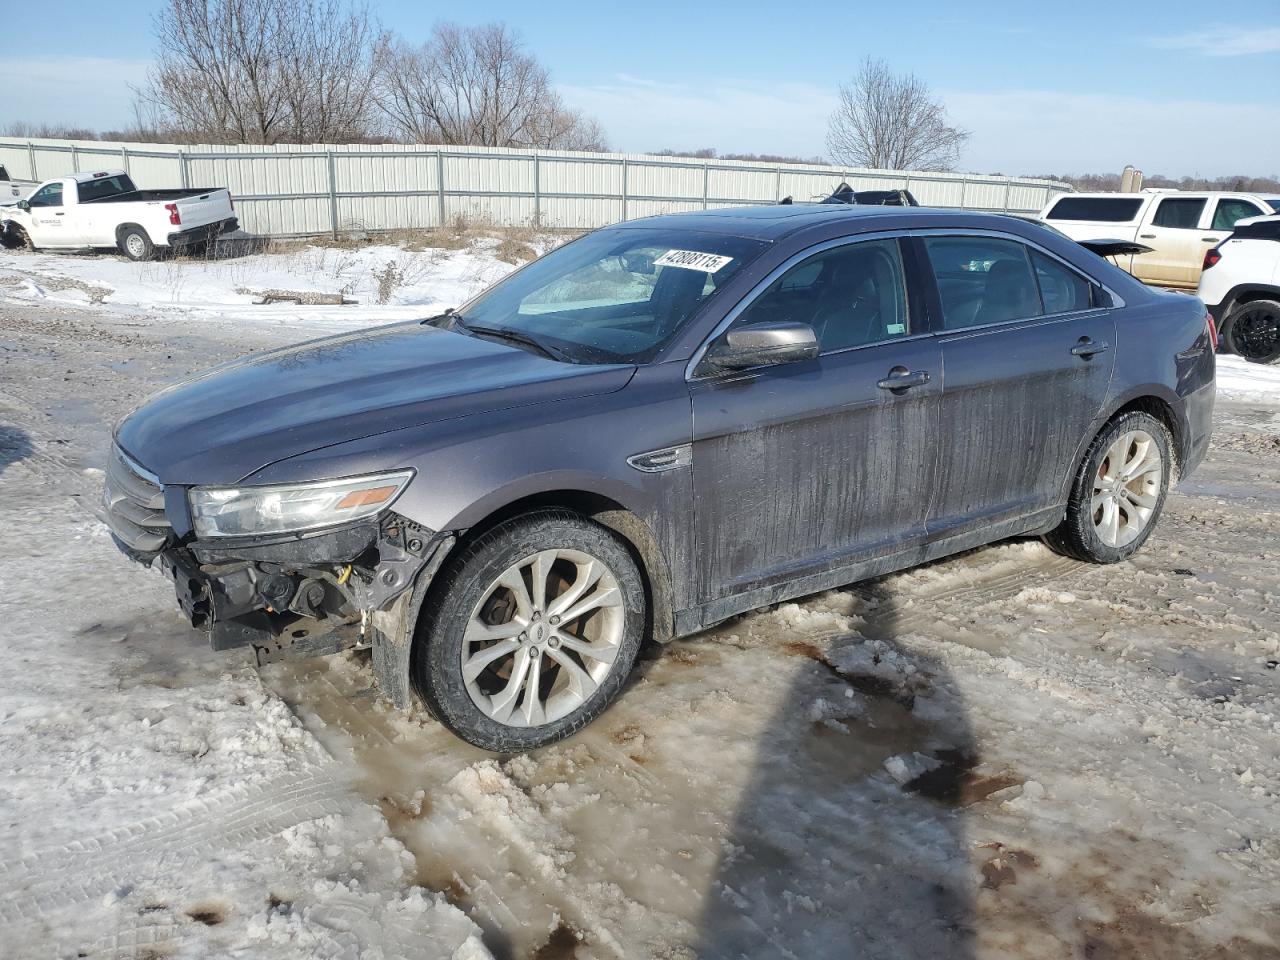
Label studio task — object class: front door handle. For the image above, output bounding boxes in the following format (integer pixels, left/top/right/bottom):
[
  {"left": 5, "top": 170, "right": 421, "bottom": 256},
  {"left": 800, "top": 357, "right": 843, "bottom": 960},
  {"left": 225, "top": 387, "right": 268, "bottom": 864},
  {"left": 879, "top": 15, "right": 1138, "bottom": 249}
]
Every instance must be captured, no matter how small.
[
  {"left": 877, "top": 367, "right": 930, "bottom": 392},
  {"left": 1071, "top": 338, "right": 1110, "bottom": 358},
  {"left": 1138, "top": 233, "right": 1156, "bottom": 239},
  {"left": 54, "top": 211, "right": 65, "bottom": 216}
]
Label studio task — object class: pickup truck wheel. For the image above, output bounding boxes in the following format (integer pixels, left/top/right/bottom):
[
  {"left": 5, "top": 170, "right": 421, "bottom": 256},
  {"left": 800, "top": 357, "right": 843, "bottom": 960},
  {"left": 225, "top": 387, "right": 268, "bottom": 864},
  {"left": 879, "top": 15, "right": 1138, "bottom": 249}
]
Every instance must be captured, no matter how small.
[
  {"left": 413, "top": 510, "right": 646, "bottom": 752},
  {"left": 1221, "top": 300, "right": 1280, "bottom": 364},
  {"left": 0, "top": 224, "right": 33, "bottom": 251},
  {"left": 119, "top": 226, "right": 155, "bottom": 262},
  {"left": 1044, "top": 411, "right": 1170, "bottom": 564}
]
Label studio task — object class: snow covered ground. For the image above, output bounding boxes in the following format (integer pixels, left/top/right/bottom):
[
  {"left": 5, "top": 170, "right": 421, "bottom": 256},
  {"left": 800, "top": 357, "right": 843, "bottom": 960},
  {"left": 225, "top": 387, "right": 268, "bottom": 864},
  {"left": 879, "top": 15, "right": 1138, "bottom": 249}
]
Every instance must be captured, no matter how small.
[
  {"left": 0, "top": 234, "right": 550, "bottom": 338},
  {"left": 1, "top": 242, "right": 1279, "bottom": 959}
]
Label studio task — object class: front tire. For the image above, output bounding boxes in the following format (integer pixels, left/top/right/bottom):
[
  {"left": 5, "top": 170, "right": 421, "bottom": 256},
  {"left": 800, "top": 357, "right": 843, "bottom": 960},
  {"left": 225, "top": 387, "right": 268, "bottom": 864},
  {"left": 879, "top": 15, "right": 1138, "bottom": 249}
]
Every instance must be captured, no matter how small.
[
  {"left": 0, "top": 223, "right": 33, "bottom": 251},
  {"left": 1045, "top": 411, "right": 1171, "bottom": 563},
  {"left": 413, "top": 510, "right": 647, "bottom": 752},
  {"left": 119, "top": 226, "right": 155, "bottom": 262},
  {"left": 1221, "top": 299, "right": 1280, "bottom": 364}
]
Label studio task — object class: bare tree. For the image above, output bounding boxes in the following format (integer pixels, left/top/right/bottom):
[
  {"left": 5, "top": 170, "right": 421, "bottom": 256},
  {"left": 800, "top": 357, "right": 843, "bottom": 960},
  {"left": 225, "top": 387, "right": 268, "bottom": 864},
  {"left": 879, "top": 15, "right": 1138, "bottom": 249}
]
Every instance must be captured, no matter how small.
[
  {"left": 826, "top": 59, "right": 969, "bottom": 171},
  {"left": 138, "top": 0, "right": 382, "bottom": 144},
  {"left": 377, "top": 23, "right": 607, "bottom": 150}
]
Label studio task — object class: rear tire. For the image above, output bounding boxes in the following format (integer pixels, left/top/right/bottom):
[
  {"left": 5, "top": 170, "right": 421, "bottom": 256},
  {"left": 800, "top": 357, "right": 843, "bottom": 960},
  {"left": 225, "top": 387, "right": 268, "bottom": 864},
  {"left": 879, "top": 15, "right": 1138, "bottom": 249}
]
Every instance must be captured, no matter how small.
[
  {"left": 118, "top": 226, "right": 155, "bottom": 262},
  {"left": 1221, "top": 299, "right": 1280, "bottom": 364},
  {"left": 412, "top": 510, "right": 647, "bottom": 752},
  {"left": 1044, "top": 411, "right": 1171, "bottom": 564}
]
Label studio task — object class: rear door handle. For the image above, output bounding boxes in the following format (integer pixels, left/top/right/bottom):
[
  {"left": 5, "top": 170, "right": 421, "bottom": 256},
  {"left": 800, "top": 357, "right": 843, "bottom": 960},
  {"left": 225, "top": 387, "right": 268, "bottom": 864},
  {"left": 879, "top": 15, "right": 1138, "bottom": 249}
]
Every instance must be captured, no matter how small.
[
  {"left": 1071, "top": 339, "right": 1110, "bottom": 358},
  {"left": 54, "top": 211, "right": 65, "bottom": 216},
  {"left": 1138, "top": 233, "right": 1156, "bottom": 239},
  {"left": 877, "top": 368, "right": 930, "bottom": 392},
  {"left": 1201, "top": 237, "right": 1217, "bottom": 242}
]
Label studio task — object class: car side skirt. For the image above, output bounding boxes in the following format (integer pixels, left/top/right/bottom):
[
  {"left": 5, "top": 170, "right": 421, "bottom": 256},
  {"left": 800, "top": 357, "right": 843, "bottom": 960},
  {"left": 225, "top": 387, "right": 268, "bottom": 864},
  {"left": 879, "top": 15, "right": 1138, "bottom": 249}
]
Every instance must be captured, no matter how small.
[{"left": 672, "top": 505, "right": 1062, "bottom": 637}]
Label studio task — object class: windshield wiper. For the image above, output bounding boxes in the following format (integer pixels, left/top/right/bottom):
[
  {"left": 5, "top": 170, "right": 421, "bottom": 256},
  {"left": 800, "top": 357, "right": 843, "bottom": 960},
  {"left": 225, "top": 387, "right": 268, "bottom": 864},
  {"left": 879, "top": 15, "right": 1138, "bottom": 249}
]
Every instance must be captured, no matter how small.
[{"left": 451, "top": 316, "right": 570, "bottom": 362}]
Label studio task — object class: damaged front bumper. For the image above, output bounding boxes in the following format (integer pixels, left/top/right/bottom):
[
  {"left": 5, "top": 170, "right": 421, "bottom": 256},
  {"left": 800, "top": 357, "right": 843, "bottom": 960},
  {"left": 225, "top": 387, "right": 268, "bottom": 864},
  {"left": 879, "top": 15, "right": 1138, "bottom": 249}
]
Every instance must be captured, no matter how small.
[
  {"left": 153, "top": 515, "right": 449, "bottom": 666},
  {"left": 102, "top": 444, "right": 453, "bottom": 677}
]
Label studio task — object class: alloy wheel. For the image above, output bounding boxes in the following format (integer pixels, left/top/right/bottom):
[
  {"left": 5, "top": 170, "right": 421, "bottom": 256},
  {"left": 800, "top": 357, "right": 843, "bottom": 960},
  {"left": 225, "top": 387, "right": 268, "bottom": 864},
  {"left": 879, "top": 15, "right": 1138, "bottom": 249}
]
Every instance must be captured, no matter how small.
[
  {"left": 1092, "top": 429, "right": 1162, "bottom": 548},
  {"left": 461, "top": 548, "right": 625, "bottom": 727},
  {"left": 1231, "top": 305, "right": 1280, "bottom": 362}
]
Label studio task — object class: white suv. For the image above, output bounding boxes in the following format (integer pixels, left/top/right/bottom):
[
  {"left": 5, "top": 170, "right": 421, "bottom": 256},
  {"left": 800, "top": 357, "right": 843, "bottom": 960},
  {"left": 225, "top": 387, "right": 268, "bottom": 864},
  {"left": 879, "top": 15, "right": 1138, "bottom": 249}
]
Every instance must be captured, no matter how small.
[{"left": 1199, "top": 215, "right": 1280, "bottom": 364}]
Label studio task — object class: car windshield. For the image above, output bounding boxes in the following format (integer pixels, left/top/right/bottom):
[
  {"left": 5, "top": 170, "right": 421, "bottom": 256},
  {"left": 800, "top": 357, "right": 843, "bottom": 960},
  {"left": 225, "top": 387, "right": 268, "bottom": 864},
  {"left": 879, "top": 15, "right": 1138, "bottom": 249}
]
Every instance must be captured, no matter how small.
[{"left": 450, "top": 227, "right": 769, "bottom": 363}]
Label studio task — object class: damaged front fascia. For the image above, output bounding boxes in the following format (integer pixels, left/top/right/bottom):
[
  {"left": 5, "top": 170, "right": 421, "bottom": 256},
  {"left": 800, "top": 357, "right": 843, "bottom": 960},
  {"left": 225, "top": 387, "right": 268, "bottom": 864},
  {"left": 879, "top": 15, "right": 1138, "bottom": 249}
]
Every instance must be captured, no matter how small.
[{"left": 161, "top": 512, "right": 451, "bottom": 668}]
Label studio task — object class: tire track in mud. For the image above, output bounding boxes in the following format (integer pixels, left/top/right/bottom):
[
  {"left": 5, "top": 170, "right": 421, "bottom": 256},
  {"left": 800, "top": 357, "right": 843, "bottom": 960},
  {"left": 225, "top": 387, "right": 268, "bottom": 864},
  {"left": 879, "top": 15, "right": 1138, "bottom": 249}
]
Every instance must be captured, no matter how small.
[
  {"left": 0, "top": 771, "right": 356, "bottom": 927},
  {"left": 0, "top": 389, "right": 106, "bottom": 521}
]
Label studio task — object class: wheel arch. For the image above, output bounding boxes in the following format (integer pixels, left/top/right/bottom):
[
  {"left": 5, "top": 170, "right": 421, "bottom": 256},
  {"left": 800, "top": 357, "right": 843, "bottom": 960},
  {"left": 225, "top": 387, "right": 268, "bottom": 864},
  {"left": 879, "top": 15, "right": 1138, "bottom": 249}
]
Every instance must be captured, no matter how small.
[
  {"left": 115, "top": 222, "right": 149, "bottom": 243},
  {"left": 432, "top": 487, "right": 675, "bottom": 647},
  {"left": 1221, "top": 283, "right": 1280, "bottom": 317},
  {"left": 1060, "top": 388, "right": 1185, "bottom": 503}
]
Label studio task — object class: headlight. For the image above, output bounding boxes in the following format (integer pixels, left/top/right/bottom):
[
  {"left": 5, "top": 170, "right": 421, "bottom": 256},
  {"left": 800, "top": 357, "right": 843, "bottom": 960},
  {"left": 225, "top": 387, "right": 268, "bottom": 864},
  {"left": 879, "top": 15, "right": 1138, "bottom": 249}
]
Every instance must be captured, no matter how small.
[{"left": 189, "top": 470, "right": 414, "bottom": 538}]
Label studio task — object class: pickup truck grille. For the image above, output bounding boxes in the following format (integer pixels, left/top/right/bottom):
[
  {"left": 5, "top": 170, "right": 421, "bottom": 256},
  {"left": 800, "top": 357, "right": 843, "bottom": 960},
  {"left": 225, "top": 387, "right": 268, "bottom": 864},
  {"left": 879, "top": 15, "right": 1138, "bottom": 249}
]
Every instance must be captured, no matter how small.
[{"left": 103, "top": 445, "right": 171, "bottom": 554}]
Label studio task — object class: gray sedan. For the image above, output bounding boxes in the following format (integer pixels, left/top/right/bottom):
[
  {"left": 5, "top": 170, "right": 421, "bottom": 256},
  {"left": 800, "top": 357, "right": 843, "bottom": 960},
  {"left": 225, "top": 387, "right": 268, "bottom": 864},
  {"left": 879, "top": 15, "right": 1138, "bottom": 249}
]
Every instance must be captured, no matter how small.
[{"left": 105, "top": 204, "right": 1216, "bottom": 750}]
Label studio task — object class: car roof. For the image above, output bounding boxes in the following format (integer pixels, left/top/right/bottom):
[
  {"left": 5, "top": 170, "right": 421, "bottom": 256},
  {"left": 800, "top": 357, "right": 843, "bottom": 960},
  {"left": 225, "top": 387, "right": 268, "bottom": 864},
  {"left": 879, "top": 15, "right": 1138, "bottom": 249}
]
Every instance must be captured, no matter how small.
[{"left": 610, "top": 204, "right": 1038, "bottom": 242}]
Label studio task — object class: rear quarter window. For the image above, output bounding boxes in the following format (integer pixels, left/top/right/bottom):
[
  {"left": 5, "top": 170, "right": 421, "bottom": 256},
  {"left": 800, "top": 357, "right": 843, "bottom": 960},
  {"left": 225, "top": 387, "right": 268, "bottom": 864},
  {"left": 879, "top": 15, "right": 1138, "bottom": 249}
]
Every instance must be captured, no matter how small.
[{"left": 1046, "top": 197, "right": 1143, "bottom": 222}]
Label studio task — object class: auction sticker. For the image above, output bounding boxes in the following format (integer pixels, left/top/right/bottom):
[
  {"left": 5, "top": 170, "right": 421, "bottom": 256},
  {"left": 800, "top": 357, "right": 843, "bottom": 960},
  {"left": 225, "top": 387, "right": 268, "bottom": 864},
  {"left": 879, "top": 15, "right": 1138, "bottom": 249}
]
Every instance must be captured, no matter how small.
[{"left": 654, "top": 249, "right": 734, "bottom": 273}]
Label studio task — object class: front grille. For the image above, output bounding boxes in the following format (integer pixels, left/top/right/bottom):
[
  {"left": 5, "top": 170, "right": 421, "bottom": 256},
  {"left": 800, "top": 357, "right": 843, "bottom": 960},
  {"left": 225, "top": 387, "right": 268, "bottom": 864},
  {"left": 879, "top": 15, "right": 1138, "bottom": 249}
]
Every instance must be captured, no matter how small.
[{"left": 103, "top": 445, "right": 171, "bottom": 554}]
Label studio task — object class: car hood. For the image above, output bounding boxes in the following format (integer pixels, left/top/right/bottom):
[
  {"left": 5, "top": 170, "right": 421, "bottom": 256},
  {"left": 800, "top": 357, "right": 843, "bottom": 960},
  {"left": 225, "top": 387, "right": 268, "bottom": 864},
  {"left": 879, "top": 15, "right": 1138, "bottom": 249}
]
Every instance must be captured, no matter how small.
[{"left": 116, "top": 321, "right": 635, "bottom": 484}]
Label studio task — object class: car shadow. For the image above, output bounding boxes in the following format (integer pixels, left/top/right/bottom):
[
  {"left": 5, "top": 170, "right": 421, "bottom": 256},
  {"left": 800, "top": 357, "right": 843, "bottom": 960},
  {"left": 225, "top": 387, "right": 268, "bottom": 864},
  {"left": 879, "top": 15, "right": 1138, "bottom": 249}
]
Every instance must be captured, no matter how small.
[
  {"left": 0, "top": 425, "right": 33, "bottom": 476},
  {"left": 692, "top": 577, "right": 978, "bottom": 959}
]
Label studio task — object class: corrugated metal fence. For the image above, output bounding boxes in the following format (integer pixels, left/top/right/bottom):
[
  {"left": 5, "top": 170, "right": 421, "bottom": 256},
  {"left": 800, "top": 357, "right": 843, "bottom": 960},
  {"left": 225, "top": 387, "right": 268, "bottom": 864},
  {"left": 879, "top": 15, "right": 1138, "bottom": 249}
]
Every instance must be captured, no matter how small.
[{"left": 0, "top": 137, "right": 1072, "bottom": 237}]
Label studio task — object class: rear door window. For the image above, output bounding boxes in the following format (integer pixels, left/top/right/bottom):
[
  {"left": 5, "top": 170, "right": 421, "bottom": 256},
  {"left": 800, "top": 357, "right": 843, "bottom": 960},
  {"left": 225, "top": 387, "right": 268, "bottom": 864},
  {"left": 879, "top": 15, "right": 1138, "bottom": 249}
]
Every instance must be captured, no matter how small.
[
  {"left": 1045, "top": 197, "right": 1143, "bottom": 222},
  {"left": 1151, "top": 197, "right": 1206, "bottom": 229},
  {"left": 923, "top": 236, "right": 1043, "bottom": 329},
  {"left": 1210, "top": 199, "right": 1264, "bottom": 231}
]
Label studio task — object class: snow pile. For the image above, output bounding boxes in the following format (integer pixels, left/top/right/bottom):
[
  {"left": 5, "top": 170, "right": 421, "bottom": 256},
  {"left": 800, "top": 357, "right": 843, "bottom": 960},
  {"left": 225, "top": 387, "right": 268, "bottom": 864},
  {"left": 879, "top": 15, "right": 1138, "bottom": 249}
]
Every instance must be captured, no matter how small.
[{"left": 1216, "top": 354, "right": 1280, "bottom": 404}]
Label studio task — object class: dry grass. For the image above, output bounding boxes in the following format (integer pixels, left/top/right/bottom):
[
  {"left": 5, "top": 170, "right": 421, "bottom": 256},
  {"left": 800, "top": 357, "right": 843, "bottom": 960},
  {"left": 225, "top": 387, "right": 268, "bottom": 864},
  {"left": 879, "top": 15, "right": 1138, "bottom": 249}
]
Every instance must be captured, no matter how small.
[{"left": 290, "top": 215, "right": 572, "bottom": 261}]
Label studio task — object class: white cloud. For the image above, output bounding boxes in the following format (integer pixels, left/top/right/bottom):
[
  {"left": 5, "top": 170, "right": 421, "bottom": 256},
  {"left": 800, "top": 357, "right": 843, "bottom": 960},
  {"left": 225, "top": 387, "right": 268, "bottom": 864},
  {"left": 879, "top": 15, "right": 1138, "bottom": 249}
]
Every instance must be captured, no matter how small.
[
  {"left": 0, "top": 57, "right": 151, "bottom": 130},
  {"left": 558, "top": 75, "right": 835, "bottom": 158},
  {"left": 944, "top": 89, "right": 1280, "bottom": 177},
  {"left": 1151, "top": 26, "right": 1280, "bottom": 56}
]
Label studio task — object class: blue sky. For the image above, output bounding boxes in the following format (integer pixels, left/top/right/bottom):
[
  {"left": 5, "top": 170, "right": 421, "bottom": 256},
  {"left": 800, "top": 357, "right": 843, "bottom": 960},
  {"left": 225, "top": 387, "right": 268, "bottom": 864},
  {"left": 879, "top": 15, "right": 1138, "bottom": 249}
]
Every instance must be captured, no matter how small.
[{"left": 4, "top": 0, "right": 1279, "bottom": 176}]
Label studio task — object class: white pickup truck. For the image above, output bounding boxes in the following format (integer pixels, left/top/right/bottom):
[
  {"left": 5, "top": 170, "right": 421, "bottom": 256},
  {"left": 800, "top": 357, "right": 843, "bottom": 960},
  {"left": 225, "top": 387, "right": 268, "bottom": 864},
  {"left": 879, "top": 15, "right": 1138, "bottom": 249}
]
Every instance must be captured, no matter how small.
[
  {"left": 0, "top": 164, "right": 37, "bottom": 206},
  {"left": 0, "top": 169, "right": 237, "bottom": 261},
  {"left": 1039, "top": 190, "right": 1280, "bottom": 289}
]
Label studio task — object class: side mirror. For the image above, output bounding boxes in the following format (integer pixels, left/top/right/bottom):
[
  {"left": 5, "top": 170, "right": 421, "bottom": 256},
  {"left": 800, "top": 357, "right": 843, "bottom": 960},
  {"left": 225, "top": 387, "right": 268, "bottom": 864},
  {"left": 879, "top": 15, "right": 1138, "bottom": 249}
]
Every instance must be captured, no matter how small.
[
  {"left": 703, "top": 320, "right": 820, "bottom": 373},
  {"left": 16, "top": 200, "right": 29, "bottom": 212}
]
